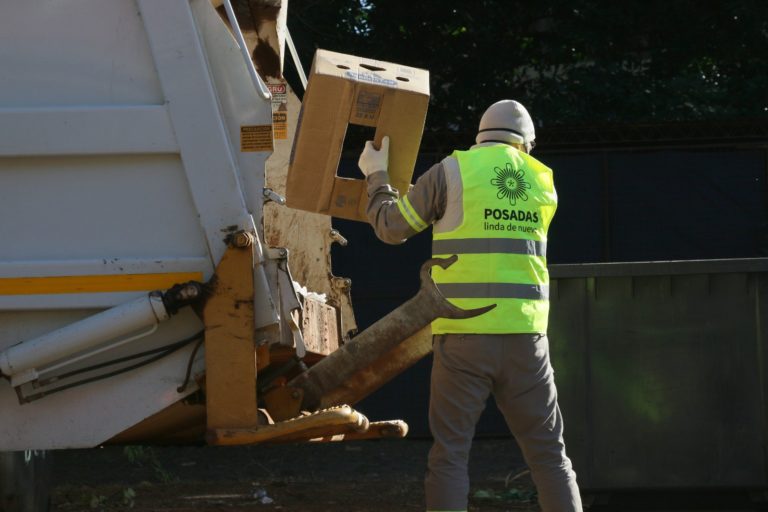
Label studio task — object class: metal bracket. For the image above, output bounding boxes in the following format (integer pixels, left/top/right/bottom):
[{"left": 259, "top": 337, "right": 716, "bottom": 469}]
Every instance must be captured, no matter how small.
[
  {"left": 263, "top": 246, "right": 307, "bottom": 358},
  {"left": 331, "top": 277, "right": 352, "bottom": 293},
  {"left": 263, "top": 188, "right": 286, "bottom": 205},
  {"left": 329, "top": 229, "right": 348, "bottom": 247}
]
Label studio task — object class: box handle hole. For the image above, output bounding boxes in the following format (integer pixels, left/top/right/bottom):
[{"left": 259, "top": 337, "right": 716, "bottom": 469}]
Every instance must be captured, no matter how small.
[
  {"left": 396, "top": 76, "right": 410, "bottom": 82},
  {"left": 360, "top": 64, "right": 386, "bottom": 72},
  {"left": 336, "top": 64, "right": 351, "bottom": 70}
]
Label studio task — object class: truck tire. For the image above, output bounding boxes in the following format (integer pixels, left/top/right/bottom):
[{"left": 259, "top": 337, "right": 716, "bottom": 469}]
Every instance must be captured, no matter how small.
[{"left": 0, "top": 451, "right": 52, "bottom": 512}]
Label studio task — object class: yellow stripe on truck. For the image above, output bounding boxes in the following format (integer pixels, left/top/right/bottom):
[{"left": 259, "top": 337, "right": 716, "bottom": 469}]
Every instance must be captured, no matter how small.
[{"left": 0, "top": 272, "right": 204, "bottom": 295}]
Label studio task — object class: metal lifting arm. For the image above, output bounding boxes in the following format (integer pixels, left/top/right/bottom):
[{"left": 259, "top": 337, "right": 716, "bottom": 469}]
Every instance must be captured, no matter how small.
[
  {"left": 0, "top": 283, "right": 202, "bottom": 389},
  {"left": 288, "top": 256, "right": 496, "bottom": 411}
]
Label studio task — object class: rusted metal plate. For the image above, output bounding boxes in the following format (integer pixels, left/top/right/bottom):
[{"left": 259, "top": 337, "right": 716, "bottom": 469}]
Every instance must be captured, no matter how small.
[
  {"left": 263, "top": 385, "right": 303, "bottom": 422},
  {"left": 301, "top": 296, "right": 340, "bottom": 356},
  {"left": 202, "top": 245, "right": 259, "bottom": 430},
  {"left": 256, "top": 343, "right": 270, "bottom": 371}
]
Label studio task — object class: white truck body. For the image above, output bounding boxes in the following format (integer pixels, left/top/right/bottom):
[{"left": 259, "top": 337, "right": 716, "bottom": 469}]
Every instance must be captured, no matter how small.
[{"left": 0, "top": 0, "right": 275, "bottom": 450}]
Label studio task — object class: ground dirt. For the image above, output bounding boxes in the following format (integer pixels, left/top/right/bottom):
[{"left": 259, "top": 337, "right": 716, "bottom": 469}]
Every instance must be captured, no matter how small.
[{"left": 50, "top": 438, "right": 539, "bottom": 511}]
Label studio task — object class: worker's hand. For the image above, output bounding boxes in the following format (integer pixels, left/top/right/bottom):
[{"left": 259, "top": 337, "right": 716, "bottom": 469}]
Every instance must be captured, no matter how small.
[{"left": 358, "top": 136, "right": 390, "bottom": 178}]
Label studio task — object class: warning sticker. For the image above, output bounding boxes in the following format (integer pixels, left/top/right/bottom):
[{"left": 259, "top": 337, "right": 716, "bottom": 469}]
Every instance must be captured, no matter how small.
[
  {"left": 272, "top": 111, "right": 288, "bottom": 140},
  {"left": 268, "top": 82, "right": 287, "bottom": 107},
  {"left": 240, "top": 125, "right": 273, "bottom": 152},
  {"left": 267, "top": 79, "right": 289, "bottom": 141}
]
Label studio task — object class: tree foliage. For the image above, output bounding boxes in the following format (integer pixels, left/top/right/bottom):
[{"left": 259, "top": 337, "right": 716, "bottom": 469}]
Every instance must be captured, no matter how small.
[{"left": 288, "top": 0, "right": 768, "bottom": 134}]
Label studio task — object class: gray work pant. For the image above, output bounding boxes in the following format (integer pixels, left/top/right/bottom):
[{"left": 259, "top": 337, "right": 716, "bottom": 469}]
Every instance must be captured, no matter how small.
[{"left": 425, "top": 333, "right": 582, "bottom": 512}]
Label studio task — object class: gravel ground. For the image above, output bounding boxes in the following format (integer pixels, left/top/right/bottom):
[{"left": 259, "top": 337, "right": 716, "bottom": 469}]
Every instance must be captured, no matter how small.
[
  {"left": 49, "top": 439, "right": 768, "bottom": 511},
  {"left": 50, "top": 438, "right": 539, "bottom": 511}
]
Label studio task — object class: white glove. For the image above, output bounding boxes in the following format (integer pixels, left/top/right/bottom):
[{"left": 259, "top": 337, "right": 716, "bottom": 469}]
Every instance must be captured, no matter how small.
[{"left": 358, "top": 136, "right": 390, "bottom": 177}]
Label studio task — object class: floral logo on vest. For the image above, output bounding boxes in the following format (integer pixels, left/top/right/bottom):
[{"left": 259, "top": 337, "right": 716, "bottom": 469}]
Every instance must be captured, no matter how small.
[{"left": 491, "top": 163, "right": 531, "bottom": 206}]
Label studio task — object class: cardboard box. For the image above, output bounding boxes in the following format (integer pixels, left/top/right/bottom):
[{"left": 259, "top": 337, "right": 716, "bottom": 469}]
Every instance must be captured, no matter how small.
[{"left": 286, "top": 49, "right": 430, "bottom": 222}]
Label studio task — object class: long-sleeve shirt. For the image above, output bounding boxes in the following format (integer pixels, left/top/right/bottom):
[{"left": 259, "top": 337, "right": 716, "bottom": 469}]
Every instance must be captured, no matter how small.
[
  {"left": 366, "top": 142, "right": 505, "bottom": 244},
  {"left": 365, "top": 163, "right": 444, "bottom": 244}
]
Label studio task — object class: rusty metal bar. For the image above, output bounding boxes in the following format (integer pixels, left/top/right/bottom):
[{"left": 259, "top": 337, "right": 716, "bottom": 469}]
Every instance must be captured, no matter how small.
[
  {"left": 318, "top": 325, "right": 432, "bottom": 409},
  {"left": 288, "top": 256, "right": 495, "bottom": 410}
]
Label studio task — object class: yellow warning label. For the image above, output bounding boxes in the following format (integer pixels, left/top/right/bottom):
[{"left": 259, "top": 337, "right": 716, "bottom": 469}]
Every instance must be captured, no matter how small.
[
  {"left": 272, "top": 112, "right": 288, "bottom": 140},
  {"left": 240, "top": 125, "right": 273, "bottom": 152}
]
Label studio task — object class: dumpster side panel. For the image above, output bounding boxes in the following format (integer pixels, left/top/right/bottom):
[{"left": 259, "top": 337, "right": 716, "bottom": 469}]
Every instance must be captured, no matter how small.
[
  {"left": 551, "top": 265, "right": 767, "bottom": 489},
  {"left": 548, "top": 278, "right": 593, "bottom": 483}
]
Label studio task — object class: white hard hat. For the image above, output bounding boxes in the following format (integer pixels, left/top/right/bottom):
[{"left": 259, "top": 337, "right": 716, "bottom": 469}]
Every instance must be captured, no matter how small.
[{"left": 475, "top": 100, "right": 536, "bottom": 150}]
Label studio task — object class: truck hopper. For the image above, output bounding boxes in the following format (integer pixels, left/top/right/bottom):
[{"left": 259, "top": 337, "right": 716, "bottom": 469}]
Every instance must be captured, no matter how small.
[{"left": 0, "top": 0, "right": 473, "bottom": 452}]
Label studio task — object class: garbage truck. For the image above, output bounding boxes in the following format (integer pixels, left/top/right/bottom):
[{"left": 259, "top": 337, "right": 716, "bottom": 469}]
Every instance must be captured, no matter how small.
[{"left": 0, "top": 1, "right": 478, "bottom": 508}]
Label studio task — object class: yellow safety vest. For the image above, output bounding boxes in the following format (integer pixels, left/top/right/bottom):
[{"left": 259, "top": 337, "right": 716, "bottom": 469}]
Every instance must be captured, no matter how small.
[{"left": 431, "top": 145, "right": 557, "bottom": 334}]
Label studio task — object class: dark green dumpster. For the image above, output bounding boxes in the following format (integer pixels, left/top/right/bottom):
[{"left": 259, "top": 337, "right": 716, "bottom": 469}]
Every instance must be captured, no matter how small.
[{"left": 549, "top": 258, "right": 768, "bottom": 490}]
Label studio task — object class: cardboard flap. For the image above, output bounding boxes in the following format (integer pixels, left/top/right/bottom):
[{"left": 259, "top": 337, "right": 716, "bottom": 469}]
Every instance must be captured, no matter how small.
[{"left": 313, "top": 50, "right": 430, "bottom": 96}]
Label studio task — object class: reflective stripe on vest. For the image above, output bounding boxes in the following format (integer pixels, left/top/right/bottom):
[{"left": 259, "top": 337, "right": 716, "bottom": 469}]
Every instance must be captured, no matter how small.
[
  {"left": 437, "top": 282, "right": 549, "bottom": 300},
  {"left": 432, "top": 145, "right": 557, "bottom": 334},
  {"left": 432, "top": 238, "right": 547, "bottom": 257}
]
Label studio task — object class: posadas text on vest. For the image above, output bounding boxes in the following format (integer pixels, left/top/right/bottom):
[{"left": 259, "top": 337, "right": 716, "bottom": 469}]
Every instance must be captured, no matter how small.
[{"left": 483, "top": 208, "right": 539, "bottom": 223}]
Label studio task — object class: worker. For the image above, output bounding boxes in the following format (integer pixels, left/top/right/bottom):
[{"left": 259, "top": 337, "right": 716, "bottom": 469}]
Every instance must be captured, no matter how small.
[{"left": 357, "top": 100, "right": 582, "bottom": 512}]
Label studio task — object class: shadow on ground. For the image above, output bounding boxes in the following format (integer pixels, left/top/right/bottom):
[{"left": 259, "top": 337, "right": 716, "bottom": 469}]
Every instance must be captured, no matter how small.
[{"left": 50, "top": 438, "right": 537, "bottom": 511}]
